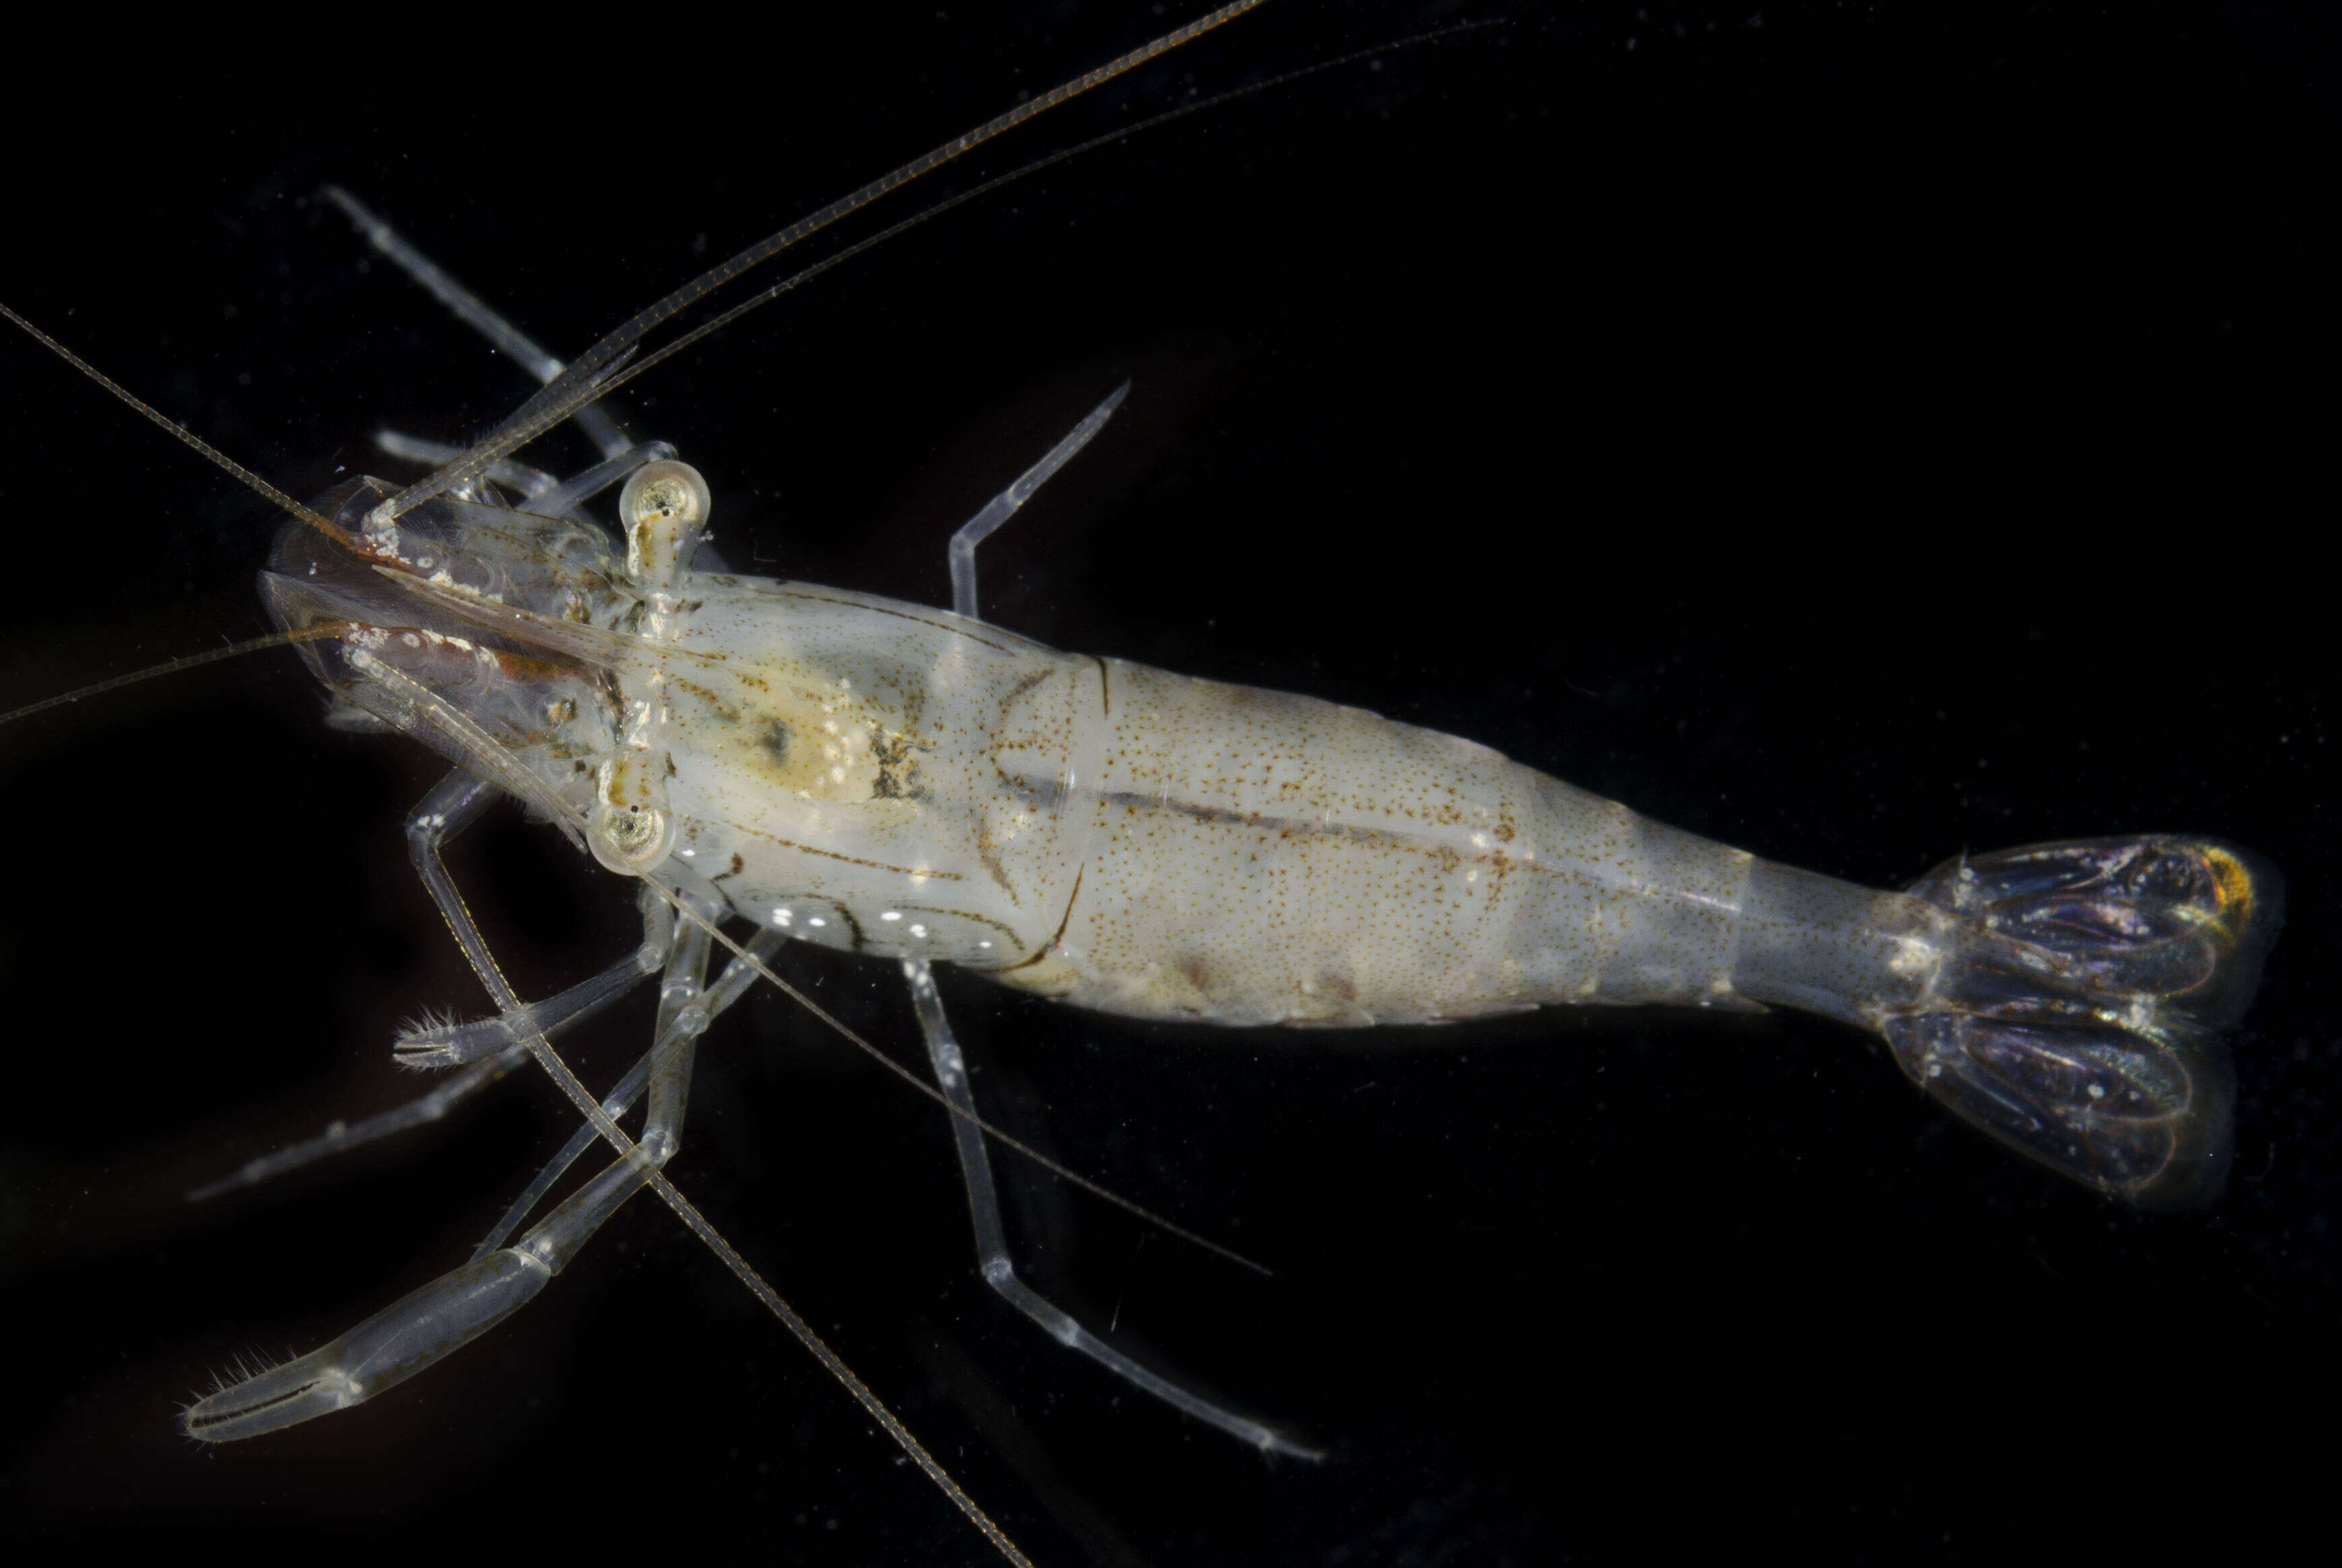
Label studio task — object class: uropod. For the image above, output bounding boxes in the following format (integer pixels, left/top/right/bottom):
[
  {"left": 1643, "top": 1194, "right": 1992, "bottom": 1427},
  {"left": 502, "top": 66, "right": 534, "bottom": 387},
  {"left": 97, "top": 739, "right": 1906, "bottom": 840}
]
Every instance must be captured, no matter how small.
[{"left": 3, "top": 5, "right": 2304, "bottom": 1561}]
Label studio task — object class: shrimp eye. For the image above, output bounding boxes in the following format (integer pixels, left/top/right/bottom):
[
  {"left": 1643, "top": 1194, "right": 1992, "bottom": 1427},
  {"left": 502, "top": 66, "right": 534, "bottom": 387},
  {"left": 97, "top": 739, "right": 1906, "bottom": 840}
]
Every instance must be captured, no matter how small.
[
  {"left": 590, "top": 802, "right": 675, "bottom": 874},
  {"left": 619, "top": 459, "right": 713, "bottom": 590},
  {"left": 620, "top": 459, "right": 710, "bottom": 529}
]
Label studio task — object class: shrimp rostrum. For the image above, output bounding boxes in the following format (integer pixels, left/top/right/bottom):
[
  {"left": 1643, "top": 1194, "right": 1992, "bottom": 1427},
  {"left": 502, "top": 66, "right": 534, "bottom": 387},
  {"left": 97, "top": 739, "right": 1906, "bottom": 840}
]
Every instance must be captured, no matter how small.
[{"left": 7, "top": 2, "right": 2282, "bottom": 1470}]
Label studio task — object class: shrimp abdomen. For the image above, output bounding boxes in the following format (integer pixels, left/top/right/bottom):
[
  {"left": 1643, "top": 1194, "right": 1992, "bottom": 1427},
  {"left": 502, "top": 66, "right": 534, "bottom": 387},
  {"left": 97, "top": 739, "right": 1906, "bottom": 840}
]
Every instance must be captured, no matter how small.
[{"left": 1022, "top": 658, "right": 1757, "bottom": 1025}]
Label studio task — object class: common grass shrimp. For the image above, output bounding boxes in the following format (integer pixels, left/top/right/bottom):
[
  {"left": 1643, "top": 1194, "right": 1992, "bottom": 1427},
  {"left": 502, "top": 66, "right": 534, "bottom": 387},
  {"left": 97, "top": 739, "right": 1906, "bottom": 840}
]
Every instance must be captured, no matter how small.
[{"left": 5, "top": 3, "right": 2338, "bottom": 1561}]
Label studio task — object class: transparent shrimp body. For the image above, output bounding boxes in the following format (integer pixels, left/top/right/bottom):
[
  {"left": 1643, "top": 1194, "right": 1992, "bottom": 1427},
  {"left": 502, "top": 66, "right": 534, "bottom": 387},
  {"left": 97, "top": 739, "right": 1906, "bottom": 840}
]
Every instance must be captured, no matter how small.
[
  {"left": 75, "top": 263, "right": 2275, "bottom": 1474},
  {"left": 271, "top": 457, "right": 2281, "bottom": 1222}
]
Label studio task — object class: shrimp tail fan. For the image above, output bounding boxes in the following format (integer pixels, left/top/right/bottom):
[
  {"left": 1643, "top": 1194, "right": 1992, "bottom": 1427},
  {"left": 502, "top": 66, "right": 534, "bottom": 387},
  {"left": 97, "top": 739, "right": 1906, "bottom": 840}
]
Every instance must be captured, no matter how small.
[{"left": 1883, "top": 837, "right": 2281, "bottom": 1211}]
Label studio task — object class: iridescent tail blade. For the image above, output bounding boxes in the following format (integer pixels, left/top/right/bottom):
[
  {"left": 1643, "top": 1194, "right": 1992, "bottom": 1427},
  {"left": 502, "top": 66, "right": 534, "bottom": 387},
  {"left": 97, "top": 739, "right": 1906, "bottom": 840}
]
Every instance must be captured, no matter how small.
[{"left": 1885, "top": 837, "right": 2281, "bottom": 1210}]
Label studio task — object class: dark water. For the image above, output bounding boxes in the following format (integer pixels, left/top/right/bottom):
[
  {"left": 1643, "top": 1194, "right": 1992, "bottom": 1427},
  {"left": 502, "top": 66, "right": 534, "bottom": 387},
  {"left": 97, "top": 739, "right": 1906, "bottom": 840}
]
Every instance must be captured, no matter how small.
[{"left": 5, "top": 4, "right": 2334, "bottom": 1561}]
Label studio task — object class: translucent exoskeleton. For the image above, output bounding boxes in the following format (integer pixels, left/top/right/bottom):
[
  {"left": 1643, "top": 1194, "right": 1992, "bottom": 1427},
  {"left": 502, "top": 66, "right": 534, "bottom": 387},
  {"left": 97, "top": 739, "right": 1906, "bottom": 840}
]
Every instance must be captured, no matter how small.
[{"left": 5, "top": 5, "right": 2327, "bottom": 1563}]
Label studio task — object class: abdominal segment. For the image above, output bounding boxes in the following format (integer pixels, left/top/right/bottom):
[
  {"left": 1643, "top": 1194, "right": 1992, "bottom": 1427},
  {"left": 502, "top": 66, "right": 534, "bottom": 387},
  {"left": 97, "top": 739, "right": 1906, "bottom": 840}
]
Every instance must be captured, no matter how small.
[{"left": 1014, "top": 658, "right": 1759, "bottom": 1026}]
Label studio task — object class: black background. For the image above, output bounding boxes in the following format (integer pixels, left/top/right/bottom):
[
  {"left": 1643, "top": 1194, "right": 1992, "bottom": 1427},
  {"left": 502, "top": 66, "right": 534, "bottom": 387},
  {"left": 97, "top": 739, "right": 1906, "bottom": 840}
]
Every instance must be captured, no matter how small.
[{"left": 3, "top": 3, "right": 2336, "bottom": 1561}]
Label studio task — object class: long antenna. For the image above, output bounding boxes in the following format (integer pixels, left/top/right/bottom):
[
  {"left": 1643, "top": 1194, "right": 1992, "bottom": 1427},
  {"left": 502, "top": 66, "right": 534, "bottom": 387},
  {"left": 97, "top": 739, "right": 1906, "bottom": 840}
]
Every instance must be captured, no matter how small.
[
  {"left": 0, "top": 304, "right": 354, "bottom": 549},
  {"left": 380, "top": 0, "right": 1270, "bottom": 523},
  {"left": 522, "top": 20, "right": 1502, "bottom": 445},
  {"left": 0, "top": 625, "right": 348, "bottom": 731}
]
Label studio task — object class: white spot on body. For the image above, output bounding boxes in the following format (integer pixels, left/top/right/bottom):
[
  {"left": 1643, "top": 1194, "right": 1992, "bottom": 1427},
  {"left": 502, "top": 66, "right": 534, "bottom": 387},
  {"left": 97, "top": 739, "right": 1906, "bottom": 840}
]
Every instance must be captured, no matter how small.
[{"left": 1887, "top": 936, "right": 1937, "bottom": 979}]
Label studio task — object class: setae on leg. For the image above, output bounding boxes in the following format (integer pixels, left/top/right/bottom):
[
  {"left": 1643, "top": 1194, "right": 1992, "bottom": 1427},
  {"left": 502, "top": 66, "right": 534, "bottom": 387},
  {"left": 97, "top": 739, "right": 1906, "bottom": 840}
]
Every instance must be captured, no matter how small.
[{"left": 180, "top": 783, "right": 724, "bottom": 1440}]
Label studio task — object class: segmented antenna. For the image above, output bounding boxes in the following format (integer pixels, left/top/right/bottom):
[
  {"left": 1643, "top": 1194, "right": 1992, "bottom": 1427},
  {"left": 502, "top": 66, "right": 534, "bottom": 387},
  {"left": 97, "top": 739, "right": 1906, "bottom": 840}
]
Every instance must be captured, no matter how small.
[
  {"left": 0, "top": 304, "right": 353, "bottom": 548},
  {"left": 381, "top": 0, "right": 1272, "bottom": 525},
  {"left": 0, "top": 625, "right": 348, "bottom": 731},
  {"left": 393, "top": 16, "right": 1501, "bottom": 486}
]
